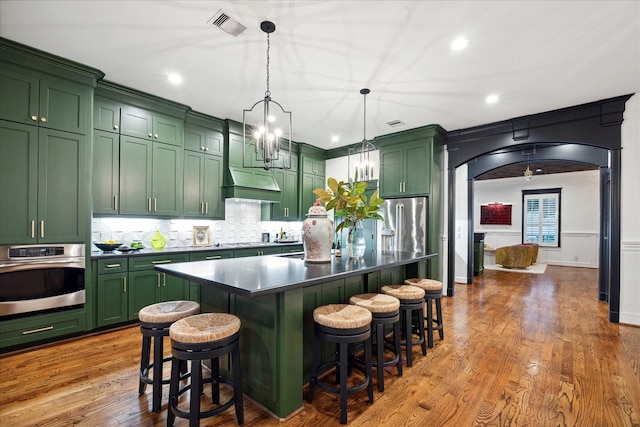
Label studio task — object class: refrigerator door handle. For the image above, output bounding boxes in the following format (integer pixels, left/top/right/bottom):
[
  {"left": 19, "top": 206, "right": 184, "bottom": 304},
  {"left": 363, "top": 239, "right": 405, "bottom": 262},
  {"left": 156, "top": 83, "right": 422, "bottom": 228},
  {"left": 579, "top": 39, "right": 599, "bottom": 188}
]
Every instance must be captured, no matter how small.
[{"left": 396, "top": 203, "right": 405, "bottom": 251}]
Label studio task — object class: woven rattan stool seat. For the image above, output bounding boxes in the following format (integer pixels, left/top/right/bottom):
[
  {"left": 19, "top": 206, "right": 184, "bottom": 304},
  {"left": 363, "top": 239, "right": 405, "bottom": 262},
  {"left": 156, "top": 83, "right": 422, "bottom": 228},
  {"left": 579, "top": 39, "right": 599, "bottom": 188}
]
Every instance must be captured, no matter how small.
[
  {"left": 170, "top": 313, "right": 241, "bottom": 344},
  {"left": 349, "top": 293, "right": 400, "bottom": 313},
  {"left": 404, "top": 278, "right": 443, "bottom": 292},
  {"left": 381, "top": 284, "right": 425, "bottom": 300},
  {"left": 138, "top": 300, "right": 200, "bottom": 323},
  {"left": 313, "top": 304, "right": 372, "bottom": 329}
]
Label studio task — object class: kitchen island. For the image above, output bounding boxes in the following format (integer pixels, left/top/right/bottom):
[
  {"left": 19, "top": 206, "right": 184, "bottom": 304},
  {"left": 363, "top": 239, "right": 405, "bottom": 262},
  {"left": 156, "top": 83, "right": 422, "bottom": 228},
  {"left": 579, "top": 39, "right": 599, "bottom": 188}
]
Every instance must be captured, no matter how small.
[{"left": 156, "top": 250, "right": 436, "bottom": 419}]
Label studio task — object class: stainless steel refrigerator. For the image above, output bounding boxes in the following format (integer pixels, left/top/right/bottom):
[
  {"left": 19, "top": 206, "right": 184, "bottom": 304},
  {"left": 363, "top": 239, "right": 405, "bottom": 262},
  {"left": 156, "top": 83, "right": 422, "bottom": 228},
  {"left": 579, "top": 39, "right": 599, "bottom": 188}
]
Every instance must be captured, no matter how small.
[{"left": 380, "top": 197, "right": 428, "bottom": 254}]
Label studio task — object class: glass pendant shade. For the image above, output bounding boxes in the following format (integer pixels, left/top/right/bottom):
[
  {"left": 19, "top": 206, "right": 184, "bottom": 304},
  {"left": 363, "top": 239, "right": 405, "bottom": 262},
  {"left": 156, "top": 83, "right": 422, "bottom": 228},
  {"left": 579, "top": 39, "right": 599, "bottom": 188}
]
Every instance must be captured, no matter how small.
[{"left": 353, "top": 88, "right": 375, "bottom": 181}]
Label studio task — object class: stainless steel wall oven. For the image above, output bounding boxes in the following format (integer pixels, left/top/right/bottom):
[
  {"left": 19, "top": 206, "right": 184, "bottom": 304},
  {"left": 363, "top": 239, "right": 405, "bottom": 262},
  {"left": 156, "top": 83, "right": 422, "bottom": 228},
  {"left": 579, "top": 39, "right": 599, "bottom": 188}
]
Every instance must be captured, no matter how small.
[{"left": 0, "top": 244, "right": 85, "bottom": 318}]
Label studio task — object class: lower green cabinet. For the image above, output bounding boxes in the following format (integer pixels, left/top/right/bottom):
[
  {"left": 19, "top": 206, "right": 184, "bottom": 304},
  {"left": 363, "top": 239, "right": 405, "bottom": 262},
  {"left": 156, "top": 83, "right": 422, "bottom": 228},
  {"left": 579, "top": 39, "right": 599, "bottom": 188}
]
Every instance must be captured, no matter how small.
[
  {"left": 0, "top": 308, "right": 87, "bottom": 350},
  {"left": 234, "top": 247, "right": 282, "bottom": 258}
]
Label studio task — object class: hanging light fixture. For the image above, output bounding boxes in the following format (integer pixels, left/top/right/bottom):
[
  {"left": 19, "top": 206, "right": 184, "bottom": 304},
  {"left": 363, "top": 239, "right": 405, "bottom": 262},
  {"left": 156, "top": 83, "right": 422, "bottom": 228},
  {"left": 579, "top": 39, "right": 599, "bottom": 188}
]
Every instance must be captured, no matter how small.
[
  {"left": 354, "top": 88, "right": 375, "bottom": 181},
  {"left": 242, "top": 20, "right": 292, "bottom": 171},
  {"left": 523, "top": 166, "right": 534, "bottom": 181}
]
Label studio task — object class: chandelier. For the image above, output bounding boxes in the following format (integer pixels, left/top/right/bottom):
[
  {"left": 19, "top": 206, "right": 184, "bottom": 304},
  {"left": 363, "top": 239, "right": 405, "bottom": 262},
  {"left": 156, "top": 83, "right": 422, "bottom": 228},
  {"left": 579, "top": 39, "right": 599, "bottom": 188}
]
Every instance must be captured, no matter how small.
[
  {"left": 523, "top": 166, "right": 534, "bottom": 181},
  {"left": 354, "top": 88, "right": 375, "bottom": 181},
  {"left": 242, "top": 21, "right": 292, "bottom": 171}
]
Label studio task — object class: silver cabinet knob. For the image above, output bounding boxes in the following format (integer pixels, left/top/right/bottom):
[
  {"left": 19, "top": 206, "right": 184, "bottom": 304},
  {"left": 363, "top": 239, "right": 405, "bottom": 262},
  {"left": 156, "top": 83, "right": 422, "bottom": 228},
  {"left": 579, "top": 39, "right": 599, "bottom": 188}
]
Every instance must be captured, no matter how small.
[
  {"left": 31, "top": 115, "right": 38, "bottom": 121},
  {"left": 40, "top": 117, "right": 47, "bottom": 123},
  {"left": 114, "top": 125, "right": 119, "bottom": 130}
]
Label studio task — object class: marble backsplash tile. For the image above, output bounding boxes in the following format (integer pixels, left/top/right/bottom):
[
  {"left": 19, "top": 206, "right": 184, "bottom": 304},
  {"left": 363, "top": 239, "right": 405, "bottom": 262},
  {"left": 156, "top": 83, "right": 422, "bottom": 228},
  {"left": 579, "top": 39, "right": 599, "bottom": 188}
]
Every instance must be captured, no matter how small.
[{"left": 91, "top": 199, "right": 302, "bottom": 248}]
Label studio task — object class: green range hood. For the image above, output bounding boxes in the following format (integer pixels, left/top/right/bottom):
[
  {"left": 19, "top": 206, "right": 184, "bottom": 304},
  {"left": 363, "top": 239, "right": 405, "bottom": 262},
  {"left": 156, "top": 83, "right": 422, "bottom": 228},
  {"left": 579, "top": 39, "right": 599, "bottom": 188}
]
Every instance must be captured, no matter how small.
[{"left": 223, "top": 166, "right": 280, "bottom": 202}]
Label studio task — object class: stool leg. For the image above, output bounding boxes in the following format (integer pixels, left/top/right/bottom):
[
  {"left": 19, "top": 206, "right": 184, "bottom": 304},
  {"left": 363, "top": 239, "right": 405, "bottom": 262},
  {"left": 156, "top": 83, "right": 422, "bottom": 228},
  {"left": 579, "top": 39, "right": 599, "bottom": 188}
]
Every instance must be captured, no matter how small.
[
  {"left": 338, "top": 341, "right": 349, "bottom": 424},
  {"left": 189, "top": 359, "right": 201, "bottom": 427},
  {"left": 139, "top": 335, "right": 151, "bottom": 395},
  {"left": 393, "top": 319, "right": 403, "bottom": 376},
  {"left": 211, "top": 357, "right": 220, "bottom": 404},
  {"left": 152, "top": 334, "right": 163, "bottom": 412},
  {"left": 375, "top": 323, "right": 384, "bottom": 392},
  {"left": 167, "top": 356, "right": 180, "bottom": 427},
  {"left": 364, "top": 335, "right": 374, "bottom": 403},
  {"left": 404, "top": 308, "right": 413, "bottom": 367},
  {"left": 436, "top": 298, "right": 444, "bottom": 340},
  {"left": 231, "top": 344, "right": 244, "bottom": 425},
  {"left": 426, "top": 299, "right": 434, "bottom": 349},
  {"left": 307, "top": 333, "right": 320, "bottom": 403},
  {"left": 418, "top": 306, "right": 427, "bottom": 356}
]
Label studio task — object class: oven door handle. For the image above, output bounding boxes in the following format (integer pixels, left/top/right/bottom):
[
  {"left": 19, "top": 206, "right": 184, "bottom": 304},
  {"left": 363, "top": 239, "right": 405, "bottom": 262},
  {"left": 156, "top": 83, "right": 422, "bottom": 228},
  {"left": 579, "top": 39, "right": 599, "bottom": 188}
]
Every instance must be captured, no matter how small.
[{"left": 0, "top": 259, "right": 84, "bottom": 269}]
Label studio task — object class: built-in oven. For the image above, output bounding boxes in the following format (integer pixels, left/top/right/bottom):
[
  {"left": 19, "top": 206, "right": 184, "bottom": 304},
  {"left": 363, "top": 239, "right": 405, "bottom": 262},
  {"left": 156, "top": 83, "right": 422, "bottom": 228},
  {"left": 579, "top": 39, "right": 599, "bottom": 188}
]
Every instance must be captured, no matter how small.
[{"left": 0, "top": 244, "right": 85, "bottom": 319}]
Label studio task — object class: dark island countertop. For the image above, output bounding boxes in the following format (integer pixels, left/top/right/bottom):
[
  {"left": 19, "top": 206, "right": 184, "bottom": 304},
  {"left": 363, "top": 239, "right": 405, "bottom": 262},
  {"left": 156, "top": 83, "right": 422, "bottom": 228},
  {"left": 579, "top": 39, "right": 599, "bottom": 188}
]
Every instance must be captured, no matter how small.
[{"left": 155, "top": 250, "right": 437, "bottom": 298}]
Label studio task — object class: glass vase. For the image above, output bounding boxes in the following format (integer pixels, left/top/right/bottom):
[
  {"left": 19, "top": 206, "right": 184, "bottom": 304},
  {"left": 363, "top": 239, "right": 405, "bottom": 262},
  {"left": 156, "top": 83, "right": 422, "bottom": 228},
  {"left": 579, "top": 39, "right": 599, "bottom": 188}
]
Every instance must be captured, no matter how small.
[{"left": 346, "top": 221, "right": 366, "bottom": 258}]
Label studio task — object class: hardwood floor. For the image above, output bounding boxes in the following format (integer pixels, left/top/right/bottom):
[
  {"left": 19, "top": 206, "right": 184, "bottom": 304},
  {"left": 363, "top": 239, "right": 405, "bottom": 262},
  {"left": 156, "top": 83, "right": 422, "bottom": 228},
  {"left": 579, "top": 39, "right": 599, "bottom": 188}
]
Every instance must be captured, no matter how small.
[{"left": 1, "top": 266, "right": 639, "bottom": 426}]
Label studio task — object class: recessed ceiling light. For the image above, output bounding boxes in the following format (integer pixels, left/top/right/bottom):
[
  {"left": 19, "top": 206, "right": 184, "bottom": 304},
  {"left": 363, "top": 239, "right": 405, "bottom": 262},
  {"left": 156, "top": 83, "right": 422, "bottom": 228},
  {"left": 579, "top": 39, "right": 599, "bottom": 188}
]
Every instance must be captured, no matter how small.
[
  {"left": 485, "top": 94, "right": 499, "bottom": 104},
  {"left": 167, "top": 73, "right": 183, "bottom": 84},
  {"left": 451, "top": 37, "right": 470, "bottom": 51},
  {"left": 331, "top": 135, "right": 340, "bottom": 143}
]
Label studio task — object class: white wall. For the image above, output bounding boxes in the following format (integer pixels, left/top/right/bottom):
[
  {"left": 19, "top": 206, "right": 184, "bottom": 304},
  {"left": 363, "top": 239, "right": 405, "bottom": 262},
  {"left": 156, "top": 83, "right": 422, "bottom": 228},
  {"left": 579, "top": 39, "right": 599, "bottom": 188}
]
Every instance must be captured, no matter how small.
[
  {"left": 454, "top": 164, "right": 469, "bottom": 283},
  {"left": 474, "top": 170, "right": 600, "bottom": 268},
  {"left": 620, "top": 93, "right": 640, "bottom": 326}
]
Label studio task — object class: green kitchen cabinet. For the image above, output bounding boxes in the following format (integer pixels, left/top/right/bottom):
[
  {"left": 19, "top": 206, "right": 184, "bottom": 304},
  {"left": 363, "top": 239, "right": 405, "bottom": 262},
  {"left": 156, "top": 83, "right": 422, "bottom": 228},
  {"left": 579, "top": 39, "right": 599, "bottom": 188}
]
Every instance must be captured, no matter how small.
[
  {"left": 0, "top": 62, "right": 91, "bottom": 135},
  {"left": 95, "top": 258, "right": 128, "bottom": 327},
  {"left": 0, "top": 120, "right": 88, "bottom": 244},
  {"left": 92, "top": 130, "right": 120, "bottom": 215},
  {"left": 93, "top": 97, "right": 121, "bottom": 134},
  {"left": 120, "top": 105, "right": 184, "bottom": 147},
  {"left": 233, "top": 247, "right": 282, "bottom": 258},
  {"left": 184, "top": 121, "right": 224, "bottom": 157},
  {"left": 119, "top": 135, "right": 183, "bottom": 217},
  {"left": 189, "top": 250, "right": 234, "bottom": 262},
  {"left": 264, "top": 155, "right": 299, "bottom": 221},
  {"left": 299, "top": 145, "right": 326, "bottom": 214},
  {"left": 183, "top": 151, "right": 224, "bottom": 219},
  {"left": 188, "top": 250, "right": 234, "bottom": 305},
  {"left": 378, "top": 138, "right": 431, "bottom": 198}
]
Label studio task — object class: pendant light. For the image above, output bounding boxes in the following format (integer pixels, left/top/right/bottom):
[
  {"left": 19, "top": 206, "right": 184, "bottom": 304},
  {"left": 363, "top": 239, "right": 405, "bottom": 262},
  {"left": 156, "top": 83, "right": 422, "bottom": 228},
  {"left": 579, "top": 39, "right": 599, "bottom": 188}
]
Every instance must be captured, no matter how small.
[
  {"left": 523, "top": 166, "right": 534, "bottom": 181},
  {"left": 355, "top": 88, "right": 375, "bottom": 181},
  {"left": 242, "top": 21, "right": 292, "bottom": 171}
]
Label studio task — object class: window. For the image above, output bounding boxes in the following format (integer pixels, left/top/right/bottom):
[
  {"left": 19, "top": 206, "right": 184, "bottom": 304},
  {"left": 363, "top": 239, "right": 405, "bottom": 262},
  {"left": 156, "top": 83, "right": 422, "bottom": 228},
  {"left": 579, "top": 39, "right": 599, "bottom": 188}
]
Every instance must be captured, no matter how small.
[{"left": 522, "top": 188, "right": 561, "bottom": 247}]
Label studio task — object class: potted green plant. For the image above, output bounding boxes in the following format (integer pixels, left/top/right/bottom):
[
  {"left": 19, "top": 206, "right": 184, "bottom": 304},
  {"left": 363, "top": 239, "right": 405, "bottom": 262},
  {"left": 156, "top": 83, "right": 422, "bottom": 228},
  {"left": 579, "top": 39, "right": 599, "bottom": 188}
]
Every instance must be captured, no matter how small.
[{"left": 313, "top": 175, "right": 384, "bottom": 257}]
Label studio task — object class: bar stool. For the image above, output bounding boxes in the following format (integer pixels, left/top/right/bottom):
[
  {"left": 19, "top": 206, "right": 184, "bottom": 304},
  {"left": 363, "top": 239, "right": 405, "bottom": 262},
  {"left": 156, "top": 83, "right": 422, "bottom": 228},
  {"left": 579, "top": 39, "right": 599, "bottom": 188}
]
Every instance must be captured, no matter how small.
[
  {"left": 380, "top": 285, "right": 426, "bottom": 367},
  {"left": 138, "top": 300, "right": 200, "bottom": 413},
  {"left": 307, "top": 304, "right": 374, "bottom": 424},
  {"left": 167, "top": 312, "right": 244, "bottom": 426},
  {"left": 404, "top": 278, "right": 444, "bottom": 349},
  {"left": 349, "top": 293, "right": 403, "bottom": 392}
]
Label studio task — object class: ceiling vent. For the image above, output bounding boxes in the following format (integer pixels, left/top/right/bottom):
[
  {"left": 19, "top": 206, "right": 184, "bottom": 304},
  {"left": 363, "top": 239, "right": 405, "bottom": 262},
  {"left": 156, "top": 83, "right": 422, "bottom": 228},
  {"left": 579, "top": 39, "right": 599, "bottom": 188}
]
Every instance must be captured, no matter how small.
[
  {"left": 208, "top": 10, "right": 247, "bottom": 37},
  {"left": 386, "top": 119, "right": 405, "bottom": 128}
]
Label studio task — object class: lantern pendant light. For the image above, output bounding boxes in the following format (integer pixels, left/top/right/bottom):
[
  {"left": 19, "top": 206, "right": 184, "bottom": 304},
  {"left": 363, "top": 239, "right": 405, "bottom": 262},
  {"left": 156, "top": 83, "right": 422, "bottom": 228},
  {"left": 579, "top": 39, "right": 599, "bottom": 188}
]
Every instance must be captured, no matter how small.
[{"left": 355, "top": 88, "right": 375, "bottom": 181}]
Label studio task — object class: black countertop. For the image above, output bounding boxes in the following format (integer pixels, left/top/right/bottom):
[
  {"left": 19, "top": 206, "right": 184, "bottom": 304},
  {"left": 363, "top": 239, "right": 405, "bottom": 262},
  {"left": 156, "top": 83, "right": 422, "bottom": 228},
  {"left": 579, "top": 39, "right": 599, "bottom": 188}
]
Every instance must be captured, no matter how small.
[
  {"left": 90, "top": 241, "right": 302, "bottom": 259},
  {"left": 155, "top": 251, "right": 437, "bottom": 298}
]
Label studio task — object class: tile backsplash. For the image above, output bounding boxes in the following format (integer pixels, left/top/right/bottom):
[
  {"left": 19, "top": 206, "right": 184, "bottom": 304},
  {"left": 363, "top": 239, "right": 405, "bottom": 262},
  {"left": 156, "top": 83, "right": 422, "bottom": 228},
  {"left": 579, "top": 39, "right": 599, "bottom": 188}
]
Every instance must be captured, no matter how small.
[{"left": 91, "top": 199, "right": 302, "bottom": 249}]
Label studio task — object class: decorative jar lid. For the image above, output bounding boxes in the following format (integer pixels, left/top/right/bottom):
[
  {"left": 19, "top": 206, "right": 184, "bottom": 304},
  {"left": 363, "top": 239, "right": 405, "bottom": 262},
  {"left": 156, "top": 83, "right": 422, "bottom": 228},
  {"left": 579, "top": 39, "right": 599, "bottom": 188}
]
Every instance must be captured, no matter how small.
[{"left": 307, "top": 199, "right": 328, "bottom": 217}]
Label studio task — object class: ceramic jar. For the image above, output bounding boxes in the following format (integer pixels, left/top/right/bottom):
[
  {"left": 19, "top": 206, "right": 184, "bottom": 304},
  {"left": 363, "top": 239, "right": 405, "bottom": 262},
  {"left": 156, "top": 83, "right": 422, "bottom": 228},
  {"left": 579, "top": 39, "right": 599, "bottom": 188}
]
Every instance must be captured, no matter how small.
[
  {"left": 302, "top": 200, "right": 334, "bottom": 263},
  {"left": 150, "top": 228, "right": 166, "bottom": 250}
]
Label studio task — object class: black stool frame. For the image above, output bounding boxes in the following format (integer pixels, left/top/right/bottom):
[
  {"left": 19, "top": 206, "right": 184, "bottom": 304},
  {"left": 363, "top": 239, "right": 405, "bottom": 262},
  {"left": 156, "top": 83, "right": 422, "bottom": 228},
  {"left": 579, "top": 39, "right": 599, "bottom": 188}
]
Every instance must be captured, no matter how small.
[
  {"left": 370, "top": 310, "right": 403, "bottom": 391},
  {"left": 307, "top": 323, "right": 374, "bottom": 424},
  {"left": 399, "top": 297, "right": 426, "bottom": 367},
  {"left": 167, "top": 332, "right": 244, "bottom": 426},
  {"left": 425, "top": 289, "right": 444, "bottom": 348}
]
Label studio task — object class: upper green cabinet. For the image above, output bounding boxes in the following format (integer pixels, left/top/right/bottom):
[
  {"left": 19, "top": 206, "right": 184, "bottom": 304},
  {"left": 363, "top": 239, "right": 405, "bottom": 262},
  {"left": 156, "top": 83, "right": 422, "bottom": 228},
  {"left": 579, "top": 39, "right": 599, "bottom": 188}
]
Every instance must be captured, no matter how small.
[
  {"left": 121, "top": 105, "right": 183, "bottom": 146},
  {"left": 378, "top": 127, "right": 439, "bottom": 198},
  {"left": 94, "top": 97, "right": 121, "bottom": 133},
  {"left": 0, "top": 120, "right": 88, "bottom": 244},
  {"left": 0, "top": 63, "right": 91, "bottom": 135},
  {"left": 184, "top": 121, "right": 224, "bottom": 156},
  {"left": 92, "top": 130, "right": 120, "bottom": 214},
  {"left": 299, "top": 145, "right": 326, "bottom": 214}
]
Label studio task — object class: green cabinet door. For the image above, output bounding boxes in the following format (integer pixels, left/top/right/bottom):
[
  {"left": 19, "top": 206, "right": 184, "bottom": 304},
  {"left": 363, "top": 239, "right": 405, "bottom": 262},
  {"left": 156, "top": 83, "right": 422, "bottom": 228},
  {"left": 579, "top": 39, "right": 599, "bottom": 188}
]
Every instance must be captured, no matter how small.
[
  {"left": 183, "top": 151, "right": 223, "bottom": 219},
  {"left": 379, "top": 146, "right": 403, "bottom": 197},
  {"left": 128, "top": 269, "right": 160, "bottom": 320},
  {"left": 152, "top": 142, "right": 183, "bottom": 216},
  {"left": 300, "top": 172, "right": 326, "bottom": 215},
  {"left": 96, "top": 272, "right": 128, "bottom": 327},
  {"left": 379, "top": 139, "right": 431, "bottom": 198},
  {"left": 38, "top": 128, "right": 87, "bottom": 243},
  {"left": 94, "top": 98, "right": 121, "bottom": 133},
  {"left": 202, "top": 154, "right": 224, "bottom": 218},
  {"left": 161, "top": 272, "right": 189, "bottom": 301},
  {"left": 121, "top": 106, "right": 183, "bottom": 147},
  {"left": 0, "top": 63, "right": 90, "bottom": 135},
  {"left": 0, "top": 120, "right": 38, "bottom": 244},
  {"left": 269, "top": 167, "right": 299, "bottom": 220},
  {"left": 185, "top": 124, "right": 223, "bottom": 156},
  {"left": 92, "top": 130, "right": 120, "bottom": 214},
  {"left": 119, "top": 135, "right": 152, "bottom": 215}
]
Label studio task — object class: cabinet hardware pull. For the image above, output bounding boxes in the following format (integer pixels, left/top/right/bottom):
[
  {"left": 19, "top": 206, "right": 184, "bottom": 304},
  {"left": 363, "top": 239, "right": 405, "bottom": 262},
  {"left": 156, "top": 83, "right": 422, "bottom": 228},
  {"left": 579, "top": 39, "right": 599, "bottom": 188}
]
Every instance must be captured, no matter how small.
[
  {"left": 148, "top": 133, "right": 153, "bottom": 138},
  {"left": 201, "top": 146, "right": 205, "bottom": 151},
  {"left": 106, "top": 263, "right": 121, "bottom": 268},
  {"left": 114, "top": 195, "right": 118, "bottom": 210},
  {"left": 206, "top": 256, "right": 221, "bottom": 260},
  {"left": 40, "top": 117, "right": 47, "bottom": 123},
  {"left": 22, "top": 325, "right": 53, "bottom": 335},
  {"left": 205, "top": 202, "right": 208, "bottom": 214},
  {"left": 123, "top": 277, "right": 127, "bottom": 293},
  {"left": 31, "top": 115, "right": 38, "bottom": 121},
  {"left": 114, "top": 125, "right": 119, "bottom": 130},
  {"left": 147, "top": 198, "right": 152, "bottom": 211},
  {"left": 163, "top": 273, "right": 166, "bottom": 287},
  {"left": 154, "top": 134, "right": 158, "bottom": 139},
  {"left": 154, "top": 198, "right": 157, "bottom": 211},
  {"left": 31, "top": 220, "right": 35, "bottom": 239},
  {"left": 40, "top": 220, "right": 45, "bottom": 238},
  {"left": 151, "top": 260, "right": 172, "bottom": 264},
  {"left": 157, "top": 273, "right": 161, "bottom": 287}
]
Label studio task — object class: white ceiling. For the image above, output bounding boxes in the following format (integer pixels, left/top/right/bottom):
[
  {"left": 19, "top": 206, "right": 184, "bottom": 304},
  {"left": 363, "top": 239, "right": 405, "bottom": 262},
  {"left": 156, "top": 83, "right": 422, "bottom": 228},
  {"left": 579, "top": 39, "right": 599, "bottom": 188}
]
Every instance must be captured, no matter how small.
[{"left": 1, "top": 1, "right": 638, "bottom": 150}]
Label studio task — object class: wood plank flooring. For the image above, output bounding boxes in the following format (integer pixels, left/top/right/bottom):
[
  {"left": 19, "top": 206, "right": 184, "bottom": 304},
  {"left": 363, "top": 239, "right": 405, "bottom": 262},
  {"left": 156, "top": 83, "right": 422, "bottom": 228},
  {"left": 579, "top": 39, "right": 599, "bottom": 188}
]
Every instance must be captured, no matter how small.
[{"left": 1, "top": 266, "right": 639, "bottom": 426}]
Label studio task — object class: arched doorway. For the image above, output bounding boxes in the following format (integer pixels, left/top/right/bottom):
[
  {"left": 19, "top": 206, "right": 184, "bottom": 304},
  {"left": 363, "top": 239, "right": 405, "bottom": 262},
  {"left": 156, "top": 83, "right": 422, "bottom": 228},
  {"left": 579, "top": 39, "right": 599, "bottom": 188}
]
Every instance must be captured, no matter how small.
[{"left": 445, "top": 94, "right": 632, "bottom": 322}]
